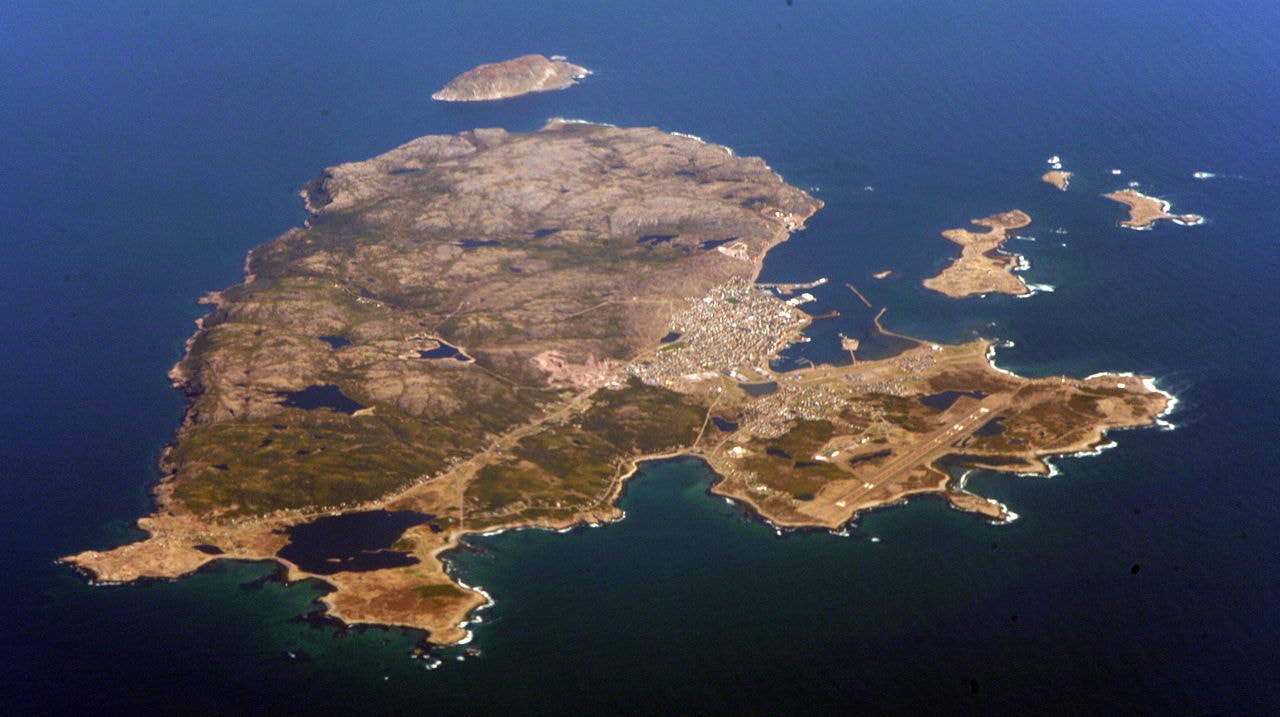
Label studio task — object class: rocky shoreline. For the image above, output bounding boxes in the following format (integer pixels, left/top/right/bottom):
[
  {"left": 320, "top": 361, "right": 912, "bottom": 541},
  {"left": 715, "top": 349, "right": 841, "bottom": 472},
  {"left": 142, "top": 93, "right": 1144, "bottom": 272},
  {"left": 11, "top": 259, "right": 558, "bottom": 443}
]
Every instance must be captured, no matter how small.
[
  {"left": 432, "top": 54, "right": 590, "bottom": 102},
  {"left": 63, "top": 123, "right": 1172, "bottom": 646}
]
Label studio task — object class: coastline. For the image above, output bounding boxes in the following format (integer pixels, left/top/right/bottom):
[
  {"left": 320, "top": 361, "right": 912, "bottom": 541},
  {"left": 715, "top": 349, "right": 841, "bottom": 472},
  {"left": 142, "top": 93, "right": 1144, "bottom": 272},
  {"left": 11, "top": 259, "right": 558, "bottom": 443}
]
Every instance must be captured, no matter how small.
[
  {"left": 1104, "top": 188, "right": 1204, "bottom": 229},
  {"left": 431, "top": 54, "right": 591, "bottom": 102},
  {"left": 923, "top": 210, "right": 1033, "bottom": 298},
  {"left": 59, "top": 123, "right": 818, "bottom": 645},
  {"left": 61, "top": 295, "right": 1175, "bottom": 647},
  {"left": 60, "top": 121, "right": 1174, "bottom": 649},
  {"left": 1041, "top": 170, "right": 1072, "bottom": 191}
]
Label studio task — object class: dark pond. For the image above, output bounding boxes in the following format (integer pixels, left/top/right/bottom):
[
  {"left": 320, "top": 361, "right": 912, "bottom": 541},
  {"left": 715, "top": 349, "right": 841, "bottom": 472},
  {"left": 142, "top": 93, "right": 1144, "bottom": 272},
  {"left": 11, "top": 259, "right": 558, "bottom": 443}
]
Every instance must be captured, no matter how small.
[
  {"left": 388, "top": 167, "right": 421, "bottom": 175},
  {"left": 739, "top": 381, "right": 778, "bottom": 397},
  {"left": 973, "top": 416, "right": 1007, "bottom": 437},
  {"left": 660, "top": 331, "right": 681, "bottom": 344},
  {"left": 766, "top": 447, "right": 793, "bottom": 460},
  {"left": 700, "top": 236, "right": 736, "bottom": 250},
  {"left": 317, "top": 335, "right": 350, "bottom": 349},
  {"left": 918, "top": 389, "right": 987, "bottom": 411},
  {"left": 533, "top": 228, "right": 559, "bottom": 238},
  {"left": 711, "top": 416, "right": 738, "bottom": 432},
  {"left": 847, "top": 448, "right": 892, "bottom": 467},
  {"left": 457, "top": 238, "right": 502, "bottom": 248},
  {"left": 275, "top": 510, "right": 435, "bottom": 575},
  {"left": 276, "top": 385, "right": 366, "bottom": 415},
  {"left": 418, "top": 341, "right": 470, "bottom": 361}
]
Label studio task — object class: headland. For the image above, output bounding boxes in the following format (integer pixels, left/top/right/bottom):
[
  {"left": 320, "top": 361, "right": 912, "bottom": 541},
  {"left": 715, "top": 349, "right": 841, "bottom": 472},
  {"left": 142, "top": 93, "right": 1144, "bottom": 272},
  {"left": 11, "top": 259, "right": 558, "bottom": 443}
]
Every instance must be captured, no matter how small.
[{"left": 63, "top": 124, "right": 1171, "bottom": 646}]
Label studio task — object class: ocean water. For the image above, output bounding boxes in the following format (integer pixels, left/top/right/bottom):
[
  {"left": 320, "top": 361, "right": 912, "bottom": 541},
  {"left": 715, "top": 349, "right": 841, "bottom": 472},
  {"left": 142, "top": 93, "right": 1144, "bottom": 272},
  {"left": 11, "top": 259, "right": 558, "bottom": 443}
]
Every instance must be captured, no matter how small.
[{"left": 3, "top": 1, "right": 1279, "bottom": 713}]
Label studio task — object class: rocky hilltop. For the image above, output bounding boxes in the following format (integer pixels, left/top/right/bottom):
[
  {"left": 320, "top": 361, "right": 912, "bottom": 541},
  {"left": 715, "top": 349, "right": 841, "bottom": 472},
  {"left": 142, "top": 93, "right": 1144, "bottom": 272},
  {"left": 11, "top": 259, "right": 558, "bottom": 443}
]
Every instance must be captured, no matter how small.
[
  {"left": 179, "top": 121, "right": 816, "bottom": 436},
  {"left": 432, "top": 54, "right": 590, "bottom": 102}
]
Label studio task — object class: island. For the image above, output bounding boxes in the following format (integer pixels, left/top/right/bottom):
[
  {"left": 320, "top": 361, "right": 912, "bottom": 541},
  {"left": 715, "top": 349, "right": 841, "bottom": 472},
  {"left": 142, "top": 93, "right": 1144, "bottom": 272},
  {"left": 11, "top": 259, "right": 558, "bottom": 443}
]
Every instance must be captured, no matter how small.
[
  {"left": 1041, "top": 170, "right": 1072, "bottom": 191},
  {"left": 432, "top": 54, "right": 590, "bottom": 102},
  {"left": 922, "top": 210, "right": 1033, "bottom": 298},
  {"left": 1104, "top": 188, "right": 1204, "bottom": 229},
  {"left": 63, "top": 123, "right": 1172, "bottom": 647}
]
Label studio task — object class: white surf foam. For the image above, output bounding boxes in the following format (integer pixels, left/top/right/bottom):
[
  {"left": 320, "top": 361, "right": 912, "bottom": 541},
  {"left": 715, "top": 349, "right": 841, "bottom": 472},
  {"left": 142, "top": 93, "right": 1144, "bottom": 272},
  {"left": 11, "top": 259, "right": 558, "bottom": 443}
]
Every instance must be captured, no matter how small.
[
  {"left": 549, "top": 117, "right": 618, "bottom": 128},
  {"left": 1017, "top": 283, "right": 1056, "bottom": 299},
  {"left": 1144, "top": 376, "right": 1181, "bottom": 430},
  {"left": 670, "top": 131, "right": 707, "bottom": 143},
  {"left": 985, "top": 341, "right": 1020, "bottom": 378}
]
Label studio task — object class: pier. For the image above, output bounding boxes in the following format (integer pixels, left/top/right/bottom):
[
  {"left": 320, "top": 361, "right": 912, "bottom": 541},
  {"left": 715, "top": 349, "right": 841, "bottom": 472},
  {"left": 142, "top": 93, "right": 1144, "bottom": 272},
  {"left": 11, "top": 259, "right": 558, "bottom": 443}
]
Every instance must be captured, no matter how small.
[{"left": 759, "top": 277, "right": 828, "bottom": 295}]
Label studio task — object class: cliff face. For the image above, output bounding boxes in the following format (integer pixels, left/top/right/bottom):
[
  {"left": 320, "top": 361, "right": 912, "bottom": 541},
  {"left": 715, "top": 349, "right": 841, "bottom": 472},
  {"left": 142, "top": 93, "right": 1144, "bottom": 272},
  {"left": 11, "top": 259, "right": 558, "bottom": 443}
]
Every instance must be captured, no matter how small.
[{"left": 431, "top": 54, "right": 590, "bottom": 102}]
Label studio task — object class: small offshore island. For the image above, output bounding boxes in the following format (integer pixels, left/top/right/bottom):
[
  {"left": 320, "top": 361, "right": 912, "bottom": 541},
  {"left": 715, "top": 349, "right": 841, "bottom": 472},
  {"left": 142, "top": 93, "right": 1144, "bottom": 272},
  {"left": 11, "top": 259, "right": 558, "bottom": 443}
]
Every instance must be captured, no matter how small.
[
  {"left": 922, "top": 210, "right": 1033, "bottom": 298},
  {"left": 64, "top": 123, "right": 1171, "bottom": 646},
  {"left": 1041, "top": 170, "right": 1072, "bottom": 191},
  {"left": 432, "top": 54, "right": 590, "bottom": 102}
]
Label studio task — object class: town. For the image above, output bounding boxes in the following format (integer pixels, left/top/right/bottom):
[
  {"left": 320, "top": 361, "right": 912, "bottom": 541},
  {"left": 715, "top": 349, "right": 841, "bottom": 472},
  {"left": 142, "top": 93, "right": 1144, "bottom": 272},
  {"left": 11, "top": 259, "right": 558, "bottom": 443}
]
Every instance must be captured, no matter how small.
[{"left": 625, "top": 276, "right": 813, "bottom": 391}]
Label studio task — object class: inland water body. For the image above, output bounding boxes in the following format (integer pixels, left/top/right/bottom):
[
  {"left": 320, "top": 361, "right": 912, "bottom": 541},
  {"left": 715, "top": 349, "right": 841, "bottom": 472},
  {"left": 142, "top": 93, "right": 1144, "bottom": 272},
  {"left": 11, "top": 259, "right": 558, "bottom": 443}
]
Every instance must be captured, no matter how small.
[{"left": 3, "top": 2, "right": 1279, "bottom": 714}]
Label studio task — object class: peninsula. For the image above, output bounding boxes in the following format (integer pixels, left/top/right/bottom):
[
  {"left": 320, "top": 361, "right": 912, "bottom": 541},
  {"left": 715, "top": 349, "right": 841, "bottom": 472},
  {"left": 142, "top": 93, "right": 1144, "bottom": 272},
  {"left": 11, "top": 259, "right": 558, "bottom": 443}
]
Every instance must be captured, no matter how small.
[
  {"left": 432, "top": 54, "right": 590, "bottom": 102},
  {"left": 64, "top": 124, "right": 1171, "bottom": 646},
  {"left": 1104, "top": 188, "right": 1204, "bottom": 229},
  {"left": 922, "top": 210, "right": 1033, "bottom": 298}
]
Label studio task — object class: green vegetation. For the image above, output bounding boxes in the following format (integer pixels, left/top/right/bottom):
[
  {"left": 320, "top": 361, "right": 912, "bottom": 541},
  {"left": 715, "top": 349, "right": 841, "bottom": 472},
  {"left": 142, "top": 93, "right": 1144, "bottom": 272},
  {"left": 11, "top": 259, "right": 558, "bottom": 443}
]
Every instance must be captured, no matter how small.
[
  {"left": 414, "top": 583, "right": 471, "bottom": 602},
  {"left": 579, "top": 379, "right": 705, "bottom": 454},
  {"left": 160, "top": 124, "right": 824, "bottom": 527},
  {"left": 170, "top": 412, "right": 478, "bottom": 518},
  {"left": 861, "top": 394, "right": 934, "bottom": 433},
  {"left": 464, "top": 381, "right": 705, "bottom": 516},
  {"left": 468, "top": 462, "right": 550, "bottom": 513},
  {"left": 743, "top": 420, "right": 848, "bottom": 499},
  {"left": 513, "top": 427, "right": 618, "bottom": 496},
  {"left": 770, "top": 419, "right": 835, "bottom": 458}
]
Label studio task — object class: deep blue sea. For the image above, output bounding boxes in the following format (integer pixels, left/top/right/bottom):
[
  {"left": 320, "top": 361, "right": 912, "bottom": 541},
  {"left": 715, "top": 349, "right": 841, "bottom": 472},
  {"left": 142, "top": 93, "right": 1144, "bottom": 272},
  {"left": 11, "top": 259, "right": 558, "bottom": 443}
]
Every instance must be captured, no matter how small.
[{"left": 4, "top": 2, "right": 1279, "bottom": 714}]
